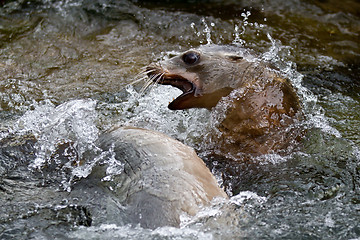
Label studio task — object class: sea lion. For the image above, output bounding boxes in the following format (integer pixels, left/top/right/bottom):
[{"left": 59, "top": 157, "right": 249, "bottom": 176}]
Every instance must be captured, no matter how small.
[
  {"left": 1, "top": 125, "right": 227, "bottom": 230},
  {"left": 94, "top": 126, "right": 228, "bottom": 229},
  {"left": 145, "top": 45, "right": 302, "bottom": 155}
]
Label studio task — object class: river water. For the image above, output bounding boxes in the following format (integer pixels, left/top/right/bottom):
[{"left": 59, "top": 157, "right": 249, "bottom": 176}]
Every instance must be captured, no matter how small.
[{"left": 0, "top": 0, "right": 359, "bottom": 239}]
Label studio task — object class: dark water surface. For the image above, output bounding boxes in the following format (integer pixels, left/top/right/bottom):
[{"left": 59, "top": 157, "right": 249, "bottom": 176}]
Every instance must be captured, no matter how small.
[{"left": 0, "top": 0, "right": 359, "bottom": 239}]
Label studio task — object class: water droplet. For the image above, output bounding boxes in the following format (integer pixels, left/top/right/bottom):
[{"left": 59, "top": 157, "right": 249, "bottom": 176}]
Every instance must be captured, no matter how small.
[{"left": 201, "top": 18, "right": 213, "bottom": 45}]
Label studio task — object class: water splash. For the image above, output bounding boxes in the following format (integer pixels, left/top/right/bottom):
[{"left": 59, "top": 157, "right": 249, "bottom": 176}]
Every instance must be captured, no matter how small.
[
  {"left": 10, "top": 99, "right": 99, "bottom": 187},
  {"left": 69, "top": 223, "right": 214, "bottom": 240},
  {"left": 230, "top": 191, "right": 267, "bottom": 206},
  {"left": 201, "top": 18, "right": 213, "bottom": 45},
  {"left": 232, "top": 10, "right": 251, "bottom": 46},
  {"left": 261, "top": 33, "right": 342, "bottom": 138},
  {"left": 190, "top": 18, "right": 215, "bottom": 45},
  {"left": 232, "top": 24, "right": 246, "bottom": 46},
  {"left": 102, "top": 85, "right": 210, "bottom": 149}
]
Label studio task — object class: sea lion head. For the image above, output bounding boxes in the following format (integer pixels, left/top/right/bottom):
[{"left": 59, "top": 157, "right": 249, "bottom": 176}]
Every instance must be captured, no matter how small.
[{"left": 146, "top": 45, "right": 254, "bottom": 110}]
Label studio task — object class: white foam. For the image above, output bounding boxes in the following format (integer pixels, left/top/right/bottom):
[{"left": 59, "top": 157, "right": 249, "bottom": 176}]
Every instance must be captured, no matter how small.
[
  {"left": 230, "top": 191, "right": 267, "bottom": 206},
  {"left": 69, "top": 223, "right": 213, "bottom": 240},
  {"left": 19, "top": 99, "right": 99, "bottom": 169},
  {"left": 114, "top": 85, "right": 210, "bottom": 148}
]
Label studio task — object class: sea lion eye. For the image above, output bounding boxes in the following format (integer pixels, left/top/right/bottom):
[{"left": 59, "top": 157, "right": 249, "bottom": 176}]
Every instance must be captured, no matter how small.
[{"left": 182, "top": 51, "right": 200, "bottom": 65}]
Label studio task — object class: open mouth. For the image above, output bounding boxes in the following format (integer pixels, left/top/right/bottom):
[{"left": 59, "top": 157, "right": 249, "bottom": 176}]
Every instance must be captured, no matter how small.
[
  {"left": 146, "top": 66, "right": 234, "bottom": 110},
  {"left": 147, "top": 68, "right": 197, "bottom": 110}
]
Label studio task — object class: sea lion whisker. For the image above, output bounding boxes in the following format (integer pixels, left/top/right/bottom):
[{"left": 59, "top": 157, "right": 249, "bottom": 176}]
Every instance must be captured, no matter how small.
[
  {"left": 148, "top": 73, "right": 160, "bottom": 83},
  {"left": 135, "top": 67, "right": 151, "bottom": 77},
  {"left": 152, "top": 72, "right": 163, "bottom": 81},
  {"left": 136, "top": 66, "right": 160, "bottom": 81},
  {"left": 149, "top": 72, "right": 165, "bottom": 92},
  {"left": 129, "top": 75, "right": 148, "bottom": 86},
  {"left": 154, "top": 72, "right": 165, "bottom": 84},
  {"left": 141, "top": 68, "right": 157, "bottom": 76},
  {"left": 130, "top": 68, "right": 156, "bottom": 87},
  {"left": 149, "top": 72, "right": 165, "bottom": 88},
  {"left": 138, "top": 62, "right": 168, "bottom": 94},
  {"left": 140, "top": 72, "right": 163, "bottom": 94},
  {"left": 147, "top": 72, "right": 162, "bottom": 87},
  {"left": 140, "top": 80, "right": 154, "bottom": 94},
  {"left": 140, "top": 65, "right": 149, "bottom": 71}
]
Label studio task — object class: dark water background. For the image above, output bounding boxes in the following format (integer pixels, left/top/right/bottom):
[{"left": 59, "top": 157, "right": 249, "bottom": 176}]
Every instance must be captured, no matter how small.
[{"left": 0, "top": 0, "right": 359, "bottom": 239}]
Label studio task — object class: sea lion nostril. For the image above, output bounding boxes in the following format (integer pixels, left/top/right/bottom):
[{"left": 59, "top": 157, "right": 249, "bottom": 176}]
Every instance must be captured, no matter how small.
[{"left": 182, "top": 51, "right": 200, "bottom": 65}]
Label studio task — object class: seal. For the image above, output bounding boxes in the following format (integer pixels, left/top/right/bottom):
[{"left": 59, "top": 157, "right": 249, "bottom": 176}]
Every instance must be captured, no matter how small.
[
  {"left": 145, "top": 45, "right": 302, "bottom": 155},
  {"left": 95, "top": 126, "right": 228, "bottom": 229},
  {"left": 0, "top": 125, "right": 227, "bottom": 231}
]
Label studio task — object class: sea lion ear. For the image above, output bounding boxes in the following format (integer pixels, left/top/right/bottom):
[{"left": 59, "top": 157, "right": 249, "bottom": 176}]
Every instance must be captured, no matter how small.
[{"left": 227, "top": 55, "right": 243, "bottom": 61}]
